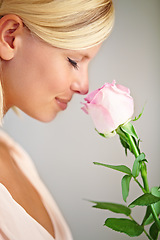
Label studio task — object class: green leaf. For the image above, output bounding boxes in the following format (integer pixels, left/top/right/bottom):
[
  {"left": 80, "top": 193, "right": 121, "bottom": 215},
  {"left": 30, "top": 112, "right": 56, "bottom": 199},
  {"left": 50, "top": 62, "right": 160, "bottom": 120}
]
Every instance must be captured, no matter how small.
[
  {"left": 119, "top": 136, "right": 130, "bottom": 155},
  {"left": 120, "top": 122, "right": 138, "bottom": 140},
  {"left": 95, "top": 128, "right": 116, "bottom": 138},
  {"left": 141, "top": 206, "right": 152, "bottom": 226},
  {"left": 132, "top": 158, "right": 141, "bottom": 178},
  {"left": 93, "top": 162, "right": 132, "bottom": 175},
  {"left": 151, "top": 186, "right": 160, "bottom": 196},
  {"left": 132, "top": 153, "right": 146, "bottom": 178},
  {"left": 133, "top": 105, "right": 145, "bottom": 122},
  {"left": 116, "top": 127, "right": 132, "bottom": 154},
  {"left": 129, "top": 193, "right": 160, "bottom": 208},
  {"left": 121, "top": 175, "right": 132, "bottom": 202},
  {"left": 117, "top": 124, "right": 140, "bottom": 156},
  {"left": 95, "top": 128, "right": 107, "bottom": 138},
  {"left": 136, "top": 152, "right": 146, "bottom": 161},
  {"left": 151, "top": 186, "right": 160, "bottom": 216},
  {"left": 104, "top": 218, "right": 144, "bottom": 237},
  {"left": 143, "top": 187, "right": 160, "bottom": 225},
  {"left": 116, "top": 127, "right": 129, "bottom": 143},
  {"left": 90, "top": 201, "right": 131, "bottom": 216},
  {"left": 149, "top": 221, "right": 159, "bottom": 240}
]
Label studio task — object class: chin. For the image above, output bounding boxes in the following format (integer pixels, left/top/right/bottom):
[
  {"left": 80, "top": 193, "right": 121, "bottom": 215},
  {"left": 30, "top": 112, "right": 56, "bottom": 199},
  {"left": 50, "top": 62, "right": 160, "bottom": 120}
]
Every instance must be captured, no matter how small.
[
  {"left": 24, "top": 110, "right": 59, "bottom": 123},
  {"left": 18, "top": 104, "right": 60, "bottom": 122},
  {"left": 36, "top": 113, "right": 58, "bottom": 123}
]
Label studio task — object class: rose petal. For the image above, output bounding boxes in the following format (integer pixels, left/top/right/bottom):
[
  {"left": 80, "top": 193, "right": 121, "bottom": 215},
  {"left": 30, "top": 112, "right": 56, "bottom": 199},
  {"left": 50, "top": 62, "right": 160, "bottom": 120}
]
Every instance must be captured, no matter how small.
[
  {"left": 84, "top": 89, "right": 100, "bottom": 103},
  {"left": 81, "top": 81, "right": 134, "bottom": 137},
  {"left": 116, "top": 84, "right": 130, "bottom": 95},
  {"left": 87, "top": 104, "right": 115, "bottom": 133},
  {"left": 81, "top": 104, "right": 89, "bottom": 114}
]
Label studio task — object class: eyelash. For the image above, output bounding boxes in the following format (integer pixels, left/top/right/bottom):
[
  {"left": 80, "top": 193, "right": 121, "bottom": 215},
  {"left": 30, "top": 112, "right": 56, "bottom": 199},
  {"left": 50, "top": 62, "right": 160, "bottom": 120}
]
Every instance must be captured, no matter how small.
[{"left": 67, "top": 57, "right": 79, "bottom": 70}]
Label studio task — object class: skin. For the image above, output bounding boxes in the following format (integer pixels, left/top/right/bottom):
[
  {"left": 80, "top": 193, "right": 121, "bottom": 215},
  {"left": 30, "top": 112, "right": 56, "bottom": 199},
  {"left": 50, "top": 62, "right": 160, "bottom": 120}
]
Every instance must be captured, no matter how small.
[
  {"left": 0, "top": 15, "right": 102, "bottom": 237},
  {"left": 0, "top": 15, "right": 101, "bottom": 122}
]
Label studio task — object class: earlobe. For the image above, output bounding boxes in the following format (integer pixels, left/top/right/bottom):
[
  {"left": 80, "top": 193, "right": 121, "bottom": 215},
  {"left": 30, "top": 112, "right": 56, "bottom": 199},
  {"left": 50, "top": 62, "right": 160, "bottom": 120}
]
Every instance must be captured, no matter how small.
[{"left": 0, "top": 15, "right": 23, "bottom": 60}]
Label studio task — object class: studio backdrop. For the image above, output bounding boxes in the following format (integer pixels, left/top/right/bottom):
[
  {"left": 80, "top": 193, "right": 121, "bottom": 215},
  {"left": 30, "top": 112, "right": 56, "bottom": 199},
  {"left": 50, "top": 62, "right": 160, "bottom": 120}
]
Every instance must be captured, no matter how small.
[{"left": 3, "top": 0, "right": 160, "bottom": 239}]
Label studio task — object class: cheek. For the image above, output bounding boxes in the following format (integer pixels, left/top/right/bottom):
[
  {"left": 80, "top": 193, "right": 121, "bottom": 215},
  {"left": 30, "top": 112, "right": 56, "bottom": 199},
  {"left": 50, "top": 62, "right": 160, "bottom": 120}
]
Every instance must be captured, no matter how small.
[
  {"left": 21, "top": 44, "right": 69, "bottom": 96},
  {"left": 14, "top": 58, "right": 70, "bottom": 106},
  {"left": 41, "top": 59, "right": 71, "bottom": 96},
  {"left": 4, "top": 33, "right": 72, "bottom": 110}
]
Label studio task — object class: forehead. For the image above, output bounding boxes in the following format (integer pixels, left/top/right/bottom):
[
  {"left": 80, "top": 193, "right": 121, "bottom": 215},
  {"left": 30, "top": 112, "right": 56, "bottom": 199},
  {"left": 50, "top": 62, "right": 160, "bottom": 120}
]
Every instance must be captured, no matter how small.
[
  {"left": 79, "top": 44, "right": 102, "bottom": 58},
  {"left": 62, "top": 43, "right": 102, "bottom": 59}
]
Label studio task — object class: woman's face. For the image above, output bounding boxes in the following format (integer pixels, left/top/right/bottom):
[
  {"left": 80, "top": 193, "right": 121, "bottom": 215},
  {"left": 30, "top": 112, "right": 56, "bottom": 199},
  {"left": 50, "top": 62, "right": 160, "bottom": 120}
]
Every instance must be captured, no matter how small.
[{"left": 3, "top": 27, "right": 101, "bottom": 122}]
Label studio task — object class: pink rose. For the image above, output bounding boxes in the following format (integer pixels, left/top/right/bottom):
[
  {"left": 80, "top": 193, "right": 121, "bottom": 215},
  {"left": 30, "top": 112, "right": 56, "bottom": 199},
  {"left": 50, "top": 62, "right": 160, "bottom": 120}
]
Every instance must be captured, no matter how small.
[{"left": 81, "top": 80, "right": 134, "bottom": 136}]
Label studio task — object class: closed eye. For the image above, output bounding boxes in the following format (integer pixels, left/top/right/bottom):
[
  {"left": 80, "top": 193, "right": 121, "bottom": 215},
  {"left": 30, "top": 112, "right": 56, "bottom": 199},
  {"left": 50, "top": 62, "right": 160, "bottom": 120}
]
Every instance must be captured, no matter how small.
[{"left": 67, "top": 57, "right": 79, "bottom": 70}]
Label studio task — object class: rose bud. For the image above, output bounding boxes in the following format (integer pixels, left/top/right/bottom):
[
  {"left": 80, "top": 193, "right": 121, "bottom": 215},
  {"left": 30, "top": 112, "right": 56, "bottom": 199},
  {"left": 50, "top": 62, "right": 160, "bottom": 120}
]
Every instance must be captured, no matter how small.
[{"left": 81, "top": 80, "right": 134, "bottom": 137}]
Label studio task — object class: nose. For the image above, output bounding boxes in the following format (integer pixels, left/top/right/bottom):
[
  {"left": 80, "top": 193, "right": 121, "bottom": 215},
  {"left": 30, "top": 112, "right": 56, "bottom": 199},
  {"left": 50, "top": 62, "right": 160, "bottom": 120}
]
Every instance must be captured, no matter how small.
[{"left": 70, "top": 72, "right": 89, "bottom": 95}]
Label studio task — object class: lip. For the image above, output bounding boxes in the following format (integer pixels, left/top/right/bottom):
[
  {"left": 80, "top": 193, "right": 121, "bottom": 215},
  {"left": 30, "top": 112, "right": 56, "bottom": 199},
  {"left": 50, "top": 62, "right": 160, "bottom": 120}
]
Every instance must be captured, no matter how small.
[{"left": 55, "top": 97, "right": 71, "bottom": 110}]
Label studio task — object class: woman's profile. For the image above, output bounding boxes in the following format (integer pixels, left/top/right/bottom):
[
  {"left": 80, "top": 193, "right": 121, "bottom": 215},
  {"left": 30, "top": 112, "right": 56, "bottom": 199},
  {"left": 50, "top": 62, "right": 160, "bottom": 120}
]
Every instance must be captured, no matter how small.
[{"left": 0, "top": 0, "right": 114, "bottom": 239}]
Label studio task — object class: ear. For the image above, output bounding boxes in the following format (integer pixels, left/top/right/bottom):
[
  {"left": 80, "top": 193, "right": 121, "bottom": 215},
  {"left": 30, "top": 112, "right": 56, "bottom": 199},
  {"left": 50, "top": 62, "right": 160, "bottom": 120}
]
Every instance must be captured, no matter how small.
[{"left": 0, "top": 15, "right": 24, "bottom": 60}]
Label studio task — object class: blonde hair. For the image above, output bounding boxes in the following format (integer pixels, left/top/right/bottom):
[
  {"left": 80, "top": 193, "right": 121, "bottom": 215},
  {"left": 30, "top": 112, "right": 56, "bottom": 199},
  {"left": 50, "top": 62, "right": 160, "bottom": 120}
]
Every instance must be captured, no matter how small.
[{"left": 0, "top": 0, "right": 114, "bottom": 121}]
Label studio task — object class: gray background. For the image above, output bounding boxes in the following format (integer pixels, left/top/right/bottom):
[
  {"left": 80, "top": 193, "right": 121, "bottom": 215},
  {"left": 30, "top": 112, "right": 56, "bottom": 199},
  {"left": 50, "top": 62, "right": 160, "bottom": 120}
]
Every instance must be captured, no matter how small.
[{"left": 2, "top": 0, "right": 160, "bottom": 239}]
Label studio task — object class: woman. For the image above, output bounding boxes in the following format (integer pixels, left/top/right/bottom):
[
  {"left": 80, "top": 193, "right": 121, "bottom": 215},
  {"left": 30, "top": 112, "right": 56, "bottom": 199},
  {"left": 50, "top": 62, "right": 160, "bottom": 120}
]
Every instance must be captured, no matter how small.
[{"left": 0, "top": 0, "right": 114, "bottom": 239}]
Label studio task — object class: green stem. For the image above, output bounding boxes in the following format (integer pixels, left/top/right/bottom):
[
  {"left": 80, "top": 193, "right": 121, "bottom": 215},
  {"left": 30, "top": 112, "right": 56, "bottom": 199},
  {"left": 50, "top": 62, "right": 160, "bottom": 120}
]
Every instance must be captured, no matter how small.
[
  {"left": 133, "top": 177, "right": 146, "bottom": 193},
  {"left": 141, "top": 162, "right": 150, "bottom": 192},
  {"left": 150, "top": 204, "right": 160, "bottom": 230},
  {"left": 143, "top": 229, "right": 153, "bottom": 240},
  {"left": 126, "top": 133, "right": 160, "bottom": 231},
  {"left": 126, "top": 133, "right": 140, "bottom": 158},
  {"left": 129, "top": 215, "right": 152, "bottom": 240},
  {"left": 141, "top": 163, "right": 160, "bottom": 231}
]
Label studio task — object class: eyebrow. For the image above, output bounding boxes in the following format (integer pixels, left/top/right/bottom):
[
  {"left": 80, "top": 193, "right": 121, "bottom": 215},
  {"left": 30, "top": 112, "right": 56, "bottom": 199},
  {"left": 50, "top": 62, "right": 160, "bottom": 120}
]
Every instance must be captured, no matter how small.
[
  {"left": 77, "top": 51, "right": 90, "bottom": 59},
  {"left": 83, "top": 53, "right": 90, "bottom": 59},
  {"left": 65, "top": 49, "right": 90, "bottom": 60}
]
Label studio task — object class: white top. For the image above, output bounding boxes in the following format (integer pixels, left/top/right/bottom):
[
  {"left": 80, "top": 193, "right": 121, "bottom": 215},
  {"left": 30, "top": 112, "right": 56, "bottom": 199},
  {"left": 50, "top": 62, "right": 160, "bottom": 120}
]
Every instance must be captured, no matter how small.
[{"left": 0, "top": 130, "right": 73, "bottom": 240}]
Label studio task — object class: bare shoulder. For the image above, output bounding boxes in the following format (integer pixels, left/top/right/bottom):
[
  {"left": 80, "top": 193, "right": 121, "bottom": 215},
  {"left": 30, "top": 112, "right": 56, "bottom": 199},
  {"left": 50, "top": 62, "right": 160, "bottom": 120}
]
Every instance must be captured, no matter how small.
[
  {"left": 0, "top": 140, "right": 14, "bottom": 183},
  {"left": 0, "top": 140, "right": 11, "bottom": 163}
]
